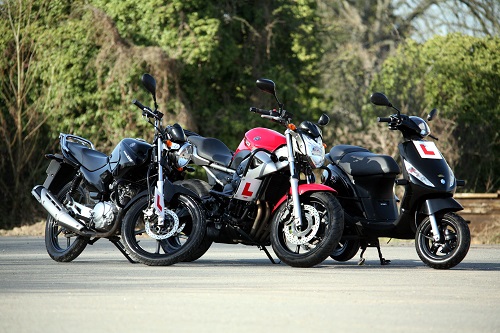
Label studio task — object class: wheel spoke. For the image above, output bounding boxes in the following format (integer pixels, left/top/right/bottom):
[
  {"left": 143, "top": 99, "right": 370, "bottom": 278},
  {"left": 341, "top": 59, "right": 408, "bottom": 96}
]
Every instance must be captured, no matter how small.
[
  {"left": 155, "top": 240, "right": 161, "bottom": 254},
  {"left": 134, "top": 228, "right": 146, "bottom": 236},
  {"left": 66, "top": 237, "right": 70, "bottom": 248},
  {"left": 295, "top": 245, "right": 300, "bottom": 254}
]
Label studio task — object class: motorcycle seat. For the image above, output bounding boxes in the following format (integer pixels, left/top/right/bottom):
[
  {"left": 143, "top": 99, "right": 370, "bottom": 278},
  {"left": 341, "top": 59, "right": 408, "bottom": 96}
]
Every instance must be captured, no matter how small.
[
  {"left": 329, "top": 145, "right": 400, "bottom": 176},
  {"left": 188, "top": 136, "right": 233, "bottom": 167},
  {"left": 66, "top": 142, "right": 109, "bottom": 171}
]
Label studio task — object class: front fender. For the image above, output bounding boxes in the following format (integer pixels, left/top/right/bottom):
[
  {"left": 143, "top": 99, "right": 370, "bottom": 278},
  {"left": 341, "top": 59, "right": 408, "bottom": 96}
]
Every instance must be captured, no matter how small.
[
  {"left": 163, "top": 178, "right": 198, "bottom": 203},
  {"left": 420, "top": 197, "right": 463, "bottom": 215},
  {"left": 272, "top": 183, "right": 337, "bottom": 213}
]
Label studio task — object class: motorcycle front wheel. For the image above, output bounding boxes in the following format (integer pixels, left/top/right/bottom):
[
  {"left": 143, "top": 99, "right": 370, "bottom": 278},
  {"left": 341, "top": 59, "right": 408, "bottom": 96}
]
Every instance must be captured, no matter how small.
[
  {"left": 45, "top": 182, "right": 90, "bottom": 262},
  {"left": 121, "top": 194, "right": 206, "bottom": 266},
  {"left": 415, "top": 212, "right": 470, "bottom": 269},
  {"left": 271, "top": 192, "right": 344, "bottom": 268}
]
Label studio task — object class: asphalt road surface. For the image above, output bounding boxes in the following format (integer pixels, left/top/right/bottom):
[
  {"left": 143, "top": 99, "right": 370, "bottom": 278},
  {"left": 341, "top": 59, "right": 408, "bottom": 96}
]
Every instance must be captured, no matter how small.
[{"left": 0, "top": 237, "right": 499, "bottom": 333}]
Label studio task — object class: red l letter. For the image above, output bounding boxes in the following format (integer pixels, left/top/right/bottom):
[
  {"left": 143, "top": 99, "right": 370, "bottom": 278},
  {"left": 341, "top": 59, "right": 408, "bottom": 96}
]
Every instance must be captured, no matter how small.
[
  {"left": 241, "top": 182, "right": 254, "bottom": 196},
  {"left": 420, "top": 144, "right": 435, "bottom": 156}
]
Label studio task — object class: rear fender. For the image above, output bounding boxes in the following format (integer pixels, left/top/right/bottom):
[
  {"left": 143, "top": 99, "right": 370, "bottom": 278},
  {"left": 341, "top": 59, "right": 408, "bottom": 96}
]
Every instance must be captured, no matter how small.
[
  {"left": 272, "top": 183, "right": 337, "bottom": 213},
  {"left": 43, "top": 155, "right": 78, "bottom": 193}
]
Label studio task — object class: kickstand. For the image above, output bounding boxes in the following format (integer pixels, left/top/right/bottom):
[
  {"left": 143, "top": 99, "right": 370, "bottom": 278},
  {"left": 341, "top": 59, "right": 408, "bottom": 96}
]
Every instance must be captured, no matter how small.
[
  {"left": 108, "top": 236, "right": 137, "bottom": 264},
  {"left": 258, "top": 245, "right": 280, "bottom": 264},
  {"left": 358, "top": 243, "right": 367, "bottom": 265},
  {"left": 357, "top": 239, "right": 391, "bottom": 266},
  {"left": 374, "top": 239, "right": 391, "bottom": 265},
  {"left": 234, "top": 226, "right": 280, "bottom": 264}
]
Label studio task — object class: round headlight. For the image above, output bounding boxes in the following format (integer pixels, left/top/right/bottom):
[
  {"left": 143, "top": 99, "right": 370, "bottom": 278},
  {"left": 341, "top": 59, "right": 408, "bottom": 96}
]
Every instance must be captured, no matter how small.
[{"left": 174, "top": 142, "right": 193, "bottom": 168}]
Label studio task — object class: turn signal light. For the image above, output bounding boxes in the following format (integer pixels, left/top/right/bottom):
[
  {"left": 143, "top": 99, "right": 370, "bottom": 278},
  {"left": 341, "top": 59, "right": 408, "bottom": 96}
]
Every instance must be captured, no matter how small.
[{"left": 288, "top": 123, "right": 297, "bottom": 131}]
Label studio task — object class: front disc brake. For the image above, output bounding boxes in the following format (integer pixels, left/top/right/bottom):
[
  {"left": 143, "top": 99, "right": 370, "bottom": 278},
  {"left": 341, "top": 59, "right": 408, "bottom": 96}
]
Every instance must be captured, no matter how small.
[
  {"left": 283, "top": 204, "right": 320, "bottom": 245},
  {"left": 145, "top": 209, "right": 179, "bottom": 240}
]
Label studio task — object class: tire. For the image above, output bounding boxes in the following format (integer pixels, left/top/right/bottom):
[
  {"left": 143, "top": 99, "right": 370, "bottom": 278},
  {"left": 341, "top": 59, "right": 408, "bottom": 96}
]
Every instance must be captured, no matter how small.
[
  {"left": 45, "top": 182, "right": 90, "bottom": 262},
  {"left": 415, "top": 212, "right": 470, "bottom": 269},
  {"left": 121, "top": 194, "right": 207, "bottom": 266},
  {"left": 174, "top": 179, "right": 213, "bottom": 262},
  {"left": 271, "top": 192, "right": 344, "bottom": 268},
  {"left": 330, "top": 238, "right": 360, "bottom": 262}
]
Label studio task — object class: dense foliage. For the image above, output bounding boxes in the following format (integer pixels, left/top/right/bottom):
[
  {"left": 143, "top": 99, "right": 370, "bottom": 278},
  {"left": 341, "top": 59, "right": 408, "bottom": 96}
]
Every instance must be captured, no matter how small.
[{"left": 0, "top": 0, "right": 498, "bottom": 229}]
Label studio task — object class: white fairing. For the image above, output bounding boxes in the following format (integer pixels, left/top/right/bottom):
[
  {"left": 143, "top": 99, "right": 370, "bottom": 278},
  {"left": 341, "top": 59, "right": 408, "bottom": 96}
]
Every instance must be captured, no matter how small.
[
  {"left": 234, "top": 177, "right": 262, "bottom": 201},
  {"left": 244, "top": 151, "right": 278, "bottom": 179}
]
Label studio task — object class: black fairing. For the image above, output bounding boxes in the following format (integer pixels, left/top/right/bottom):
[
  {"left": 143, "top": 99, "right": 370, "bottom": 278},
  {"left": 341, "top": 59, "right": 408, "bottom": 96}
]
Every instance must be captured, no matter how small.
[
  {"left": 298, "top": 121, "right": 321, "bottom": 138},
  {"left": 168, "top": 123, "right": 187, "bottom": 142},
  {"left": 109, "top": 138, "right": 153, "bottom": 178},
  {"left": 398, "top": 141, "right": 456, "bottom": 193}
]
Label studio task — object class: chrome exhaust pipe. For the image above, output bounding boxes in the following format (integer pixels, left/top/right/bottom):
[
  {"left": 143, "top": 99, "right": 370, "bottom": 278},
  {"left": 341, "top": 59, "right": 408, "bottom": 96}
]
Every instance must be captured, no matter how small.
[{"left": 31, "top": 185, "right": 86, "bottom": 233}]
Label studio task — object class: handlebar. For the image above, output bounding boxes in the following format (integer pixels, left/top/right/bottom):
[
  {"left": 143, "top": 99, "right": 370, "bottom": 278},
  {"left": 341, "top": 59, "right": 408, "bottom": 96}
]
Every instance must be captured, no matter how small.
[
  {"left": 132, "top": 99, "right": 160, "bottom": 119},
  {"left": 377, "top": 117, "right": 392, "bottom": 123},
  {"left": 249, "top": 107, "right": 277, "bottom": 116}
]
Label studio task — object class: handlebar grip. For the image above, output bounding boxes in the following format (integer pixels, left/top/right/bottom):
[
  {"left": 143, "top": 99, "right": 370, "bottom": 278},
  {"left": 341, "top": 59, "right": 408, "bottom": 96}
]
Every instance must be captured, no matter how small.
[
  {"left": 132, "top": 99, "right": 147, "bottom": 110},
  {"left": 249, "top": 107, "right": 272, "bottom": 116},
  {"left": 377, "top": 117, "right": 392, "bottom": 123}
]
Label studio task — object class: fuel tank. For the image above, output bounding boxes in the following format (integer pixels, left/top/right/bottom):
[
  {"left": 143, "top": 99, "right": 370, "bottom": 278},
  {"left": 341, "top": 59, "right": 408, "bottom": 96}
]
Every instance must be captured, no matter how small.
[
  {"left": 109, "top": 138, "right": 153, "bottom": 178},
  {"left": 235, "top": 127, "right": 286, "bottom": 155}
]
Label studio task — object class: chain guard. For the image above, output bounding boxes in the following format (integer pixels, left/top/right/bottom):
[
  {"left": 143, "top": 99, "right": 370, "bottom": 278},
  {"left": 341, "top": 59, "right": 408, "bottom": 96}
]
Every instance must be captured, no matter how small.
[{"left": 282, "top": 204, "right": 320, "bottom": 245}]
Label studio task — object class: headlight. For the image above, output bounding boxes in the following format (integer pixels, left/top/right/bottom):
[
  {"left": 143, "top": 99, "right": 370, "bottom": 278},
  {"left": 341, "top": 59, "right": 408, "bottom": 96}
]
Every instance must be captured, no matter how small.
[
  {"left": 403, "top": 159, "right": 434, "bottom": 187},
  {"left": 303, "top": 135, "right": 325, "bottom": 168},
  {"left": 174, "top": 142, "right": 193, "bottom": 168}
]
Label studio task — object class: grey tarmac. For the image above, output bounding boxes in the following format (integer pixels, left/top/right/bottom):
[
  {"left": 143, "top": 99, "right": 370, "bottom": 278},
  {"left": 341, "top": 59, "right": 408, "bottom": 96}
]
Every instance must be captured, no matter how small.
[{"left": 0, "top": 237, "right": 499, "bottom": 333}]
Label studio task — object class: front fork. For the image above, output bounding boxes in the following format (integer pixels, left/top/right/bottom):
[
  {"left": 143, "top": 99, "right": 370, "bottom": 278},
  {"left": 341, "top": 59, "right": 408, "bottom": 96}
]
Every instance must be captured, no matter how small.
[
  {"left": 425, "top": 201, "right": 441, "bottom": 242},
  {"left": 285, "top": 130, "right": 303, "bottom": 228},
  {"left": 154, "top": 137, "right": 165, "bottom": 226}
]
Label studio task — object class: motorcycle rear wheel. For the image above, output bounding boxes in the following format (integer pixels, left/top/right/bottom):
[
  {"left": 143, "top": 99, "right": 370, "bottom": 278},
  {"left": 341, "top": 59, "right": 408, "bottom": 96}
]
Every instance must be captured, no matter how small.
[
  {"left": 45, "top": 183, "right": 90, "bottom": 262},
  {"left": 121, "top": 194, "right": 206, "bottom": 266},
  {"left": 415, "top": 212, "right": 470, "bottom": 269},
  {"left": 271, "top": 192, "right": 344, "bottom": 268},
  {"left": 174, "top": 179, "right": 213, "bottom": 262}
]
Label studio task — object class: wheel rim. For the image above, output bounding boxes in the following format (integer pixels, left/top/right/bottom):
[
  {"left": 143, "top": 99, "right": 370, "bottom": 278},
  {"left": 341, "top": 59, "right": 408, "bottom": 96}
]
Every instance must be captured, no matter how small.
[
  {"left": 333, "top": 240, "right": 350, "bottom": 256},
  {"left": 417, "top": 216, "right": 460, "bottom": 261},
  {"left": 276, "top": 199, "right": 330, "bottom": 255},
  {"left": 128, "top": 198, "right": 195, "bottom": 257},
  {"left": 46, "top": 185, "right": 88, "bottom": 253}
]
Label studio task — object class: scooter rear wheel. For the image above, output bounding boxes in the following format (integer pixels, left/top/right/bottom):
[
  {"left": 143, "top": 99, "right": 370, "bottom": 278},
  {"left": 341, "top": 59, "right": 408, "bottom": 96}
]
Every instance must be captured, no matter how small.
[
  {"left": 415, "top": 212, "right": 470, "bottom": 269},
  {"left": 330, "top": 239, "right": 360, "bottom": 262}
]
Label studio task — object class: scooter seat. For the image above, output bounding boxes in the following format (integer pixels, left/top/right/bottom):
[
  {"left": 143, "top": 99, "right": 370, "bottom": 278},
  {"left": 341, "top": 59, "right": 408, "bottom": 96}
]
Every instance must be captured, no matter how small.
[
  {"left": 327, "top": 145, "right": 370, "bottom": 164},
  {"left": 188, "top": 136, "right": 233, "bottom": 167},
  {"left": 338, "top": 151, "right": 400, "bottom": 176},
  {"left": 66, "top": 142, "right": 109, "bottom": 171}
]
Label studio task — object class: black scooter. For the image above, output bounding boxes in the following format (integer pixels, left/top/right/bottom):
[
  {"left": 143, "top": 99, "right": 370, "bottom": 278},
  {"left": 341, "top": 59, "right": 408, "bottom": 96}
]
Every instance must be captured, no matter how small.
[{"left": 322, "top": 92, "right": 470, "bottom": 269}]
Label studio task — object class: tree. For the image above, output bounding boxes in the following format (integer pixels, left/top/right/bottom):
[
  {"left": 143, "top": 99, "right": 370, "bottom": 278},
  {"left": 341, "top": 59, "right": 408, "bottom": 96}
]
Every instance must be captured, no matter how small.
[{"left": 371, "top": 33, "right": 500, "bottom": 192}]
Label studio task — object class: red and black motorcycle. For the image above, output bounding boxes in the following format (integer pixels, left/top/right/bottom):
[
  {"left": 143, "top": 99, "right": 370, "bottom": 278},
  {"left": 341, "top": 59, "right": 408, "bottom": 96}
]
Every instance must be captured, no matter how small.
[{"left": 178, "top": 79, "right": 344, "bottom": 267}]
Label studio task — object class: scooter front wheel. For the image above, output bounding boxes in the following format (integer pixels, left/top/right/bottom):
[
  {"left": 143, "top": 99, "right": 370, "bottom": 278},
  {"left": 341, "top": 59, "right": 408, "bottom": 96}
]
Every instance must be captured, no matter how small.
[
  {"left": 271, "top": 192, "right": 344, "bottom": 268},
  {"left": 415, "top": 212, "right": 470, "bottom": 269}
]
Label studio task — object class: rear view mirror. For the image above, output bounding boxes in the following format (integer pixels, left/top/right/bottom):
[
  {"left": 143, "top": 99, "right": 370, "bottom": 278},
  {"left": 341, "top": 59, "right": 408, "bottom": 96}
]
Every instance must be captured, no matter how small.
[
  {"left": 427, "top": 108, "right": 438, "bottom": 121},
  {"left": 318, "top": 113, "right": 330, "bottom": 126},
  {"left": 256, "top": 79, "right": 276, "bottom": 95},
  {"left": 142, "top": 74, "right": 157, "bottom": 97},
  {"left": 370, "top": 92, "right": 392, "bottom": 107}
]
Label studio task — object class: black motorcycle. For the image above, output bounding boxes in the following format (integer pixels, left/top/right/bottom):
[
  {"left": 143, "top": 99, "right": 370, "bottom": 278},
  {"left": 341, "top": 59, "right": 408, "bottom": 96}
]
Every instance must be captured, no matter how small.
[
  {"left": 32, "top": 74, "right": 206, "bottom": 266},
  {"left": 322, "top": 92, "right": 470, "bottom": 269}
]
